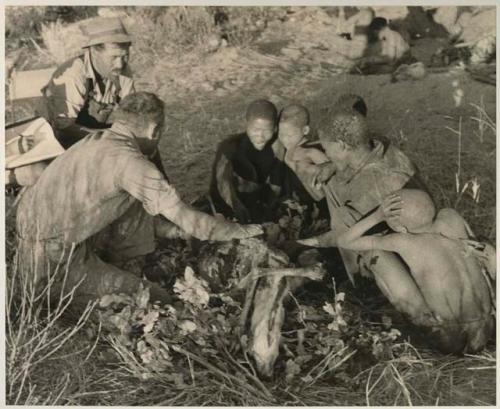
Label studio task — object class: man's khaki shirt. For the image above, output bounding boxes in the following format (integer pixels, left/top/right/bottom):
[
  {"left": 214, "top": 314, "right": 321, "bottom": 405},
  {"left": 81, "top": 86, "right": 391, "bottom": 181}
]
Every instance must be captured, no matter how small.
[
  {"left": 40, "top": 49, "right": 135, "bottom": 145},
  {"left": 17, "top": 123, "right": 180, "bottom": 246}
]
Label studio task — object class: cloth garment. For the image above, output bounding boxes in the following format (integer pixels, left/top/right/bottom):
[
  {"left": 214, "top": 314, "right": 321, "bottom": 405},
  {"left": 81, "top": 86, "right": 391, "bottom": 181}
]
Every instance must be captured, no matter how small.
[
  {"left": 16, "top": 122, "right": 182, "bottom": 307},
  {"left": 209, "top": 132, "right": 287, "bottom": 223},
  {"left": 22, "top": 49, "right": 167, "bottom": 184},
  {"left": 39, "top": 48, "right": 135, "bottom": 148},
  {"left": 312, "top": 138, "right": 429, "bottom": 282}
]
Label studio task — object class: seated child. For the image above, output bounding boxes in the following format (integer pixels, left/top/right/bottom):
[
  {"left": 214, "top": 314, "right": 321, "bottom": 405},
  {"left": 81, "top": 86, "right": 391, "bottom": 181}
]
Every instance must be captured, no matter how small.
[
  {"left": 279, "top": 104, "right": 328, "bottom": 167},
  {"left": 278, "top": 104, "right": 330, "bottom": 202},
  {"left": 210, "top": 99, "right": 284, "bottom": 223},
  {"left": 337, "top": 189, "right": 495, "bottom": 354}
]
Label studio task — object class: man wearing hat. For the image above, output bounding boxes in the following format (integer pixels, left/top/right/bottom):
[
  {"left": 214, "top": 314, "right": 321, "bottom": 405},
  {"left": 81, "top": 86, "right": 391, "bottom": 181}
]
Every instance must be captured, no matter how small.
[
  {"left": 7, "top": 17, "right": 166, "bottom": 187},
  {"left": 41, "top": 17, "right": 135, "bottom": 148}
]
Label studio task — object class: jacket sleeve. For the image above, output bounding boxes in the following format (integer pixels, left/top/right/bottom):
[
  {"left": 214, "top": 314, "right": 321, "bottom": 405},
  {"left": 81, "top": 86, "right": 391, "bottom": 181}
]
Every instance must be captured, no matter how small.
[
  {"left": 148, "top": 149, "right": 168, "bottom": 178},
  {"left": 119, "top": 152, "right": 252, "bottom": 241}
]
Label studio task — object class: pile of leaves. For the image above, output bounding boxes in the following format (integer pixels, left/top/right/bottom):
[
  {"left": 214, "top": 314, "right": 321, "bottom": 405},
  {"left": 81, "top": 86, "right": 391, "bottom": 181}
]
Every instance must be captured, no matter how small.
[
  {"left": 97, "top": 272, "right": 240, "bottom": 383},
  {"left": 265, "top": 199, "right": 330, "bottom": 246},
  {"left": 96, "top": 266, "right": 414, "bottom": 389},
  {"left": 93, "top": 198, "right": 418, "bottom": 387}
]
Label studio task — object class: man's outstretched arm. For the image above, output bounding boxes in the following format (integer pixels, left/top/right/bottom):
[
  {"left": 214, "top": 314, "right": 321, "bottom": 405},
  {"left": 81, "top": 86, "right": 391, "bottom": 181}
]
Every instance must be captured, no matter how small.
[
  {"left": 161, "top": 200, "right": 261, "bottom": 241},
  {"left": 120, "top": 153, "right": 262, "bottom": 241},
  {"left": 337, "top": 210, "right": 383, "bottom": 251}
]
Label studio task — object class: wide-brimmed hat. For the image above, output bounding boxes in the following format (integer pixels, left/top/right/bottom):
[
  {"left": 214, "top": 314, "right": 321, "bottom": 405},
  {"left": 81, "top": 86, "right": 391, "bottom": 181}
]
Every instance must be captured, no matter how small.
[
  {"left": 6, "top": 117, "right": 65, "bottom": 170},
  {"left": 81, "top": 17, "right": 132, "bottom": 48}
]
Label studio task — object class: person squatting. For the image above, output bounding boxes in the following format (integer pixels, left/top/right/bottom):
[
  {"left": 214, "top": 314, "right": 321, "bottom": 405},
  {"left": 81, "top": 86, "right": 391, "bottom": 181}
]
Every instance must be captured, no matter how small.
[{"left": 10, "top": 16, "right": 496, "bottom": 356}]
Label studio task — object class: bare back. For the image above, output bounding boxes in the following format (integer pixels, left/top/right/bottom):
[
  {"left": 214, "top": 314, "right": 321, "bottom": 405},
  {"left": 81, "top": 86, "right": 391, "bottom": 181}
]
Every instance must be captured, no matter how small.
[
  {"left": 432, "top": 208, "right": 474, "bottom": 239},
  {"left": 392, "top": 232, "right": 491, "bottom": 324}
]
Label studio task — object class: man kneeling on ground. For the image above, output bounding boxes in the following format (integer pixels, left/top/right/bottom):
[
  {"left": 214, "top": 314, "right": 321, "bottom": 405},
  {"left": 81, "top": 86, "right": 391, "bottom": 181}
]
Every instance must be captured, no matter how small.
[{"left": 16, "top": 92, "right": 262, "bottom": 310}]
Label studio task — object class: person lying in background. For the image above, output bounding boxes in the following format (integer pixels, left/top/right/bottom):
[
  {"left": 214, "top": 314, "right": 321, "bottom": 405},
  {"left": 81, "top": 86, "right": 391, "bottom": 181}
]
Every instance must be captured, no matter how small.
[
  {"left": 337, "top": 7, "right": 375, "bottom": 59},
  {"left": 209, "top": 99, "right": 285, "bottom": 223},
  {"left": 337, "top": 189, "right": 495, "bottom": 354}
]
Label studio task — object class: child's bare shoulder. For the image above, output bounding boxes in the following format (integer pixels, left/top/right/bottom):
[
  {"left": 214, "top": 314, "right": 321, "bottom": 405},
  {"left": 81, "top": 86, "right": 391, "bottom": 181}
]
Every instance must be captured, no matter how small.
[
  {"left": 290, "top": 145, "right": 328, "bottom": 164},
  {"left": 434, "top": 208, "right": 470, "bottom": 239}
]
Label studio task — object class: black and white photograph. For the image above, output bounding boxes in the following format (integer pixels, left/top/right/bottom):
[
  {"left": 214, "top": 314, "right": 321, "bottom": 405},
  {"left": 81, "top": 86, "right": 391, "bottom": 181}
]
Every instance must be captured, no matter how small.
[{"left": 3, "top": 2, "right": 497, "bottom": 406}]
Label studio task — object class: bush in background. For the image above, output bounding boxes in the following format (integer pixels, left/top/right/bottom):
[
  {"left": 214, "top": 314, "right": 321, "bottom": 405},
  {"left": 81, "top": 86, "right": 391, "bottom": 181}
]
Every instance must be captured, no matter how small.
[{"left": 5, "top": 6, "right": 98, "bottom": 51}]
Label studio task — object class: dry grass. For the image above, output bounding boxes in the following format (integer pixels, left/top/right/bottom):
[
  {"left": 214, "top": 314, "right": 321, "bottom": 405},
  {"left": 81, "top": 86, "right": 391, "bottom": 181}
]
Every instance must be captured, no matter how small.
[
  {"left": 5, "top": 6, "right": 496, "bottom": 406},
  {"left": 5, "top": 250, "right": 97, "bottom": 405},
  {"left": 39, "top": 20, "right": 86, "bottom": 65}
]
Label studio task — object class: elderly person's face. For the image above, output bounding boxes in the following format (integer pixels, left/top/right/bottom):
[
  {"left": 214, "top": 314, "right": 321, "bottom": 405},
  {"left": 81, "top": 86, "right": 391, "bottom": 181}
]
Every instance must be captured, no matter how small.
[{"left": 92, "top": 42, "right": 130, "bottom": 79}]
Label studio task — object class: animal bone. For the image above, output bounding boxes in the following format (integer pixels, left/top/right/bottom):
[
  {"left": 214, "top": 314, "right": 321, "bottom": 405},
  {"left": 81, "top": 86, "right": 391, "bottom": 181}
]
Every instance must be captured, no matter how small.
[
  {"left": 236, "top": 264, "right": 324, "bottom": 290},
  {"left": 240, "top": 263, "right": 325, "bottom": 378}
]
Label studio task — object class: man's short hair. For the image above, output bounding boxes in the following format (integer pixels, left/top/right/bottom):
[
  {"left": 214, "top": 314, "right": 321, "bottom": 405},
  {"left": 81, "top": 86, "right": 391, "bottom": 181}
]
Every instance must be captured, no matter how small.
[
  {"left": 245, "top": 99, "right": 278, "bottom": 123},
  {"left": 318, "top": 94, "right": 369, "bottom": 147},
  {"left": 335, "top": 94, "right": 368, "bottom": 117},
  {"left": 114, "top": 92, "right": 164, "bottom": 126},
  {"left": 319, "top": 111, "right": 369, "bottom": 147},
  {"left": 368, "top": 17, "right": 388, "bottom": 32},
  {"left": 367, "top": 17, "right": 388, "bottom": 42},
  {"left": 279, "top": 104, "right": 310, "bottom": 128}
]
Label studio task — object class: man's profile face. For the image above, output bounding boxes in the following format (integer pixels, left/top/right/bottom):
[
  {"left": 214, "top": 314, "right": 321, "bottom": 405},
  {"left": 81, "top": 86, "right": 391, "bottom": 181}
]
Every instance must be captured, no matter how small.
[
  {"left": 92, "top": 43, "right": 130, "bottom": 79},
  {"left": 246, "top": 117, "right": 275, "bottom": 150}
]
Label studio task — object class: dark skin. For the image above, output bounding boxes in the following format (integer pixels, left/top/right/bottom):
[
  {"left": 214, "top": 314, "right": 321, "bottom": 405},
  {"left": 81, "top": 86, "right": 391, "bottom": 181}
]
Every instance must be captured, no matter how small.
[
  {"left": 210, "top": 116, "right": 282, "bottom": 223},
  {"left": 338, "top": 193, "right": 494, "bottom": 329}
]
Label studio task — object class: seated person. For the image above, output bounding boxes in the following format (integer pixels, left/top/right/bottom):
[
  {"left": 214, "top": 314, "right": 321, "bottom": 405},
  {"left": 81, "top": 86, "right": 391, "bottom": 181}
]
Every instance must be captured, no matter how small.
[
  {"left": 278, "top": 104, "right": 330, "bottom": 202},
  {"left": 16, "top": 92, "right": 262, "bottom": 311},
  {"left": 337, "top": 189, "right": 495, "bottom": 354},
  {"left": 209, "top": 99, "right": 285, "bottom": 223},
  {"left": 298, "top": 94, "right": 432, "bottom": 316},
  {"left": 353, "top": 17, "right": 413, "bottom": 74},
  {"left": 9, "top": 17, "right": 166, "bottom": 187},
  {"left": 41, "top": 17, "right": 135, "bottom": 148},
  {"left": 279, "top": 104, "right": 329, "bottom": 170},
  {"left": 282, "top": 96, "right": 368, "bottom": 196},
  {"left": 337, "top": 7, "right": 375, "bottom": 60}
]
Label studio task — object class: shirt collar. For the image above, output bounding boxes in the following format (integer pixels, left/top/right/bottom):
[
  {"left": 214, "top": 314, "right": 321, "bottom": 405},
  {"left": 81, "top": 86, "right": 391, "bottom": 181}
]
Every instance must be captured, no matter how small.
[
  {"left": 108, "top": 121, "right": 136, "bottom": 138},
  {"left": 107, "top": 122, "right": 158, "bottom": 159},
  {"left": 83, "top": 48, "right": 98, "bottom": 82}
]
